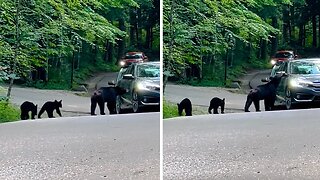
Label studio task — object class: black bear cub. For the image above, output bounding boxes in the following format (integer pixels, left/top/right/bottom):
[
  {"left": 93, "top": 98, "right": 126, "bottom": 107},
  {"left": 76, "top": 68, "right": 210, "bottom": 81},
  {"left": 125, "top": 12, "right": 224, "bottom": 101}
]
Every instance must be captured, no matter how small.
[
  {"left": 244, "top": 75, "right": 282, "bottom": 112},
  {"left": 177, "top": 98, "right": 192, "bottom": 116},
  {"left": 20, "top": 101, "right": 37, "bottom": 120},
  {"left": 208, "top": 97, "right": 225, "bottom": 114},
  {"left": 38, "top": 100, "right": 62, "bottom": 118},
  {"left": 91, "top": 86, "right": 127, "bottom": 115}
]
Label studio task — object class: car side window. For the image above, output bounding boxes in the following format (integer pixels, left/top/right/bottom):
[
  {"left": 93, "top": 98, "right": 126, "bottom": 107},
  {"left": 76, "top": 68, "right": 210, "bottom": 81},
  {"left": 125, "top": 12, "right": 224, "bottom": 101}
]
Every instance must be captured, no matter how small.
[
  {"left": 124, "top": 66, "right": 132, "bottom": 75},
  {"left": 129, "top": 65, "right": 135, "bottom": 76},
  {"left": 116, "top": 67, "right": 127, "bottom": 83}
]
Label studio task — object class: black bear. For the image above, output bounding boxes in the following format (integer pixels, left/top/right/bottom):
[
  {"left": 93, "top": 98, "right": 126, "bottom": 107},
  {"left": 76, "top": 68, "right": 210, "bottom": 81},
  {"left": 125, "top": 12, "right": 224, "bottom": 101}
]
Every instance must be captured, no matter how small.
[
  {"left": 91, "top": 86, "right": 127, "bottom": 115},
  {"left": 38, "top": 100, "right": 62, "bottom": 118},
  {"left": 244, "top": 75, "right": 282, "bottom": 112},
  {"left": 208, "top": 97, "right": 225, "bottom": 114},
  {"left": 20, "top": 101, "right": 37, "bottom": 120},
  {"left": 177, "top": 98, "right": 192, "bottom": 116}
]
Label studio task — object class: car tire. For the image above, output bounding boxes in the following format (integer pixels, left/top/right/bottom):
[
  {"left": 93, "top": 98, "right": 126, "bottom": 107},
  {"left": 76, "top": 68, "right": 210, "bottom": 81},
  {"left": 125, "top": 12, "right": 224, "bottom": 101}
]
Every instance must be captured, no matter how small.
[
  {"left": 132, "top": 91, "right": 141, "bottom": 113},
  {"left": 116, "top": 95, "right": 123, "bottom": 114},
  {"left": 285, "top": 88, "right": 294, "bottom": 110}
]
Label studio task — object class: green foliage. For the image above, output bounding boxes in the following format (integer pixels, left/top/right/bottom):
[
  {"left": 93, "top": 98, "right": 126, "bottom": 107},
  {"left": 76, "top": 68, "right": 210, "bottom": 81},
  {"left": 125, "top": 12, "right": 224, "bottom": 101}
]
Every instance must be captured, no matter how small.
[
  {"left": 0, "top": 101, "right": 20, "bottom": 123},
  {"left": 163, "top": 100, "right": 179, "bottom": 119},
  {"left": 163, "top": 0, "right": 280, "bottom": 88},
  {"left": 1, "top": 0, "right": 159, "bottom": 94},
  {"left": 163, "top": 0, "right": 316, "bottom": 88}
]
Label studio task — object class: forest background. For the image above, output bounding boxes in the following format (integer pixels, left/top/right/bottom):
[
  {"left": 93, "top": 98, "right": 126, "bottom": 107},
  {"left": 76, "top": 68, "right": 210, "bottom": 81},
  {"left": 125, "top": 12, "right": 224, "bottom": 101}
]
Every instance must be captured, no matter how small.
[
  {"left": 0, "top": 0, "right": 160, "bottom": 121},
  {"left": 163, "top": 0, "right": 320, "bottom": 88}
]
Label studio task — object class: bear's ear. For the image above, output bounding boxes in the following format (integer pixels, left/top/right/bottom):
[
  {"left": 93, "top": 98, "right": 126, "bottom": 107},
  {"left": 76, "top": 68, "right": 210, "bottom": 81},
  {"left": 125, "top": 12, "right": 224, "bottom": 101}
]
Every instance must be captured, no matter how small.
[
  {"left": 59, "top": 100, "right": 62, "bottom": 103},
  {"left": 222, "top": 98, "right": 225, "bottom": 101}
]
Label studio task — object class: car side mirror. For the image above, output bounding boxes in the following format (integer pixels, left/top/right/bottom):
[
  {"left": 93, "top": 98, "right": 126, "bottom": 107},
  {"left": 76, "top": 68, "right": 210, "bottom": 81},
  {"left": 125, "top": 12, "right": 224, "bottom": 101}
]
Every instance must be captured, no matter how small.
[
  {"left": 123, "top": 74, "right": 135, "bottom": 80},
  {"left": 261, "top": 77, "right": 270, "bottom": 82},
  {"left": 108, "top": 81, "right": 116, "bottom": 86},
  {"left": 276, "top": 71, "right": 287, "bottom": 77}
]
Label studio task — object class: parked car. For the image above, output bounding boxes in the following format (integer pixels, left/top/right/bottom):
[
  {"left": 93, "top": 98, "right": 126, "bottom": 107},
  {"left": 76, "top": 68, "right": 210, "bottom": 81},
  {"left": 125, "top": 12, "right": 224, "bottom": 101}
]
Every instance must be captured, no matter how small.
[
  {"left": 115, "top": 62, "right": 160, "bottom": 113},
  {"left": 270, "top": 58, "right": 320, "bottom": 109},
  {"left": 119, "top": 52, "right": 148, "bottom": 67},
  {"left": 270, "top": 50, "right": 297, "bottom": 66}
]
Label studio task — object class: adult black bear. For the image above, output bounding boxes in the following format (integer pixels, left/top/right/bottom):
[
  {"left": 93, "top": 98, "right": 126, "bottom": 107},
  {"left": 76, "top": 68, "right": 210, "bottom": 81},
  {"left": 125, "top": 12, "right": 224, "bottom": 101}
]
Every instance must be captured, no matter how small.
[
  {"left": 91, "top": 86, "right": 127, "bottom": 115},
  {"left": 20, "top": 101, "right": 37, "bottom": 120},
  {"left": 244, "top": 75, "right": 282, "bottom": 112},
  {"left": 208, "top": 97, "right": 225, "bottom": 114},
  {"left": 177, "top": 98, "right": 192, "bottom": 116},
  {"left": 38, "top": 100, "right": 62, "bottom": 118}
]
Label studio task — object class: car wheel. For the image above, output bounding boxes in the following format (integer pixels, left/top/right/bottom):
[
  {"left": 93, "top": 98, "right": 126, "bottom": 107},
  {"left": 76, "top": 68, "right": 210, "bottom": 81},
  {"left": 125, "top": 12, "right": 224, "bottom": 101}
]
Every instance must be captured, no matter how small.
[
  {"left": 285, "top": 88, "right": 293, "bottom": 110},
  {"left": 116, "top": 95, "right": 123, "bottom": 114},
  {"left": 132, "top": 91, "right": 140, "bottom": 113}
]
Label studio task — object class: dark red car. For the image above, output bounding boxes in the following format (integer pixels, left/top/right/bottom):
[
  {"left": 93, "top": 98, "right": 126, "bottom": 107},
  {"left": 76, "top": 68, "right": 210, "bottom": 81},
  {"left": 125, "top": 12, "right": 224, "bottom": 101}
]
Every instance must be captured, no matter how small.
[
  {"left": 270, "top": 50, "right": 297, "bottom": 66},
  {"left": 119, "top": 52, "right": 148, "bottom": 67}
]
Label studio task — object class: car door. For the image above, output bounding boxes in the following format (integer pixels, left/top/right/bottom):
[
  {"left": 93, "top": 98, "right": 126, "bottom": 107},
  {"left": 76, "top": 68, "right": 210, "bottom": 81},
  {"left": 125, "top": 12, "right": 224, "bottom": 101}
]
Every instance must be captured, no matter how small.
[
  {"left": 275, "top": 61, "right": 289, "bottom": 105},
  {"left": 119, "top": 65, "right": 133, "bottom": 108}
]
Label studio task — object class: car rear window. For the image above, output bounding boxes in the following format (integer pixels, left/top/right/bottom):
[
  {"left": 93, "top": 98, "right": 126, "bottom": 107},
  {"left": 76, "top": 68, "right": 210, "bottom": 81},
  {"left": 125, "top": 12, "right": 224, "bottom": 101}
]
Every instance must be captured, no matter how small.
[
  {"left": 125, "top": 54, "right": 142, "bottom": 59},
  {"left": 275, "top": 52, "right": 293, "bottom": 58}
]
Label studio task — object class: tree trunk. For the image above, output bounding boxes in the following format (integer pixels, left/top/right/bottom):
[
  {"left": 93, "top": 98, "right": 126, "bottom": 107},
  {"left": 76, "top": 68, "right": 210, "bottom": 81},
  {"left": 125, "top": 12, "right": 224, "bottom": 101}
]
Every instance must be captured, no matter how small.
[
  {"left": 289, "top": 4, "right": 295, "bottom": 44},
  {"left": 7, "top": 0, "right": 20, "bottom": 99},
  {"left": 117, "top": 18, "right": 126, "bottom": 64},
  {"left": 107, "top": 43, "right": 114, "bottom": 63},
  {"left": 260, "top": 38, "right": 267, "bottom": 60},
  {"left": 136, "top": 8, "right": 141, "bottom": 48},
  {"left": 130, "top": 9, "right": 137, "bottom": 47},
  {"left": 103, "top": 40, "right": 109, "bottom": 62},
  {"left": 312, "top": 15, "right": 317, "bottom": 48},
  {"left": 145, "top": 26, "right": 152, "bottom": 49},
  {"left": 318, "top": 15, "right": 320, "bottom": 48},
  {"left": 299, "top": 24, "right": 304, "bottom": 47},
  {"left": 283, "top": 7, "right": 290, "bottom": 44},
  {"left": 164, "top": 0, "right": 175, "bottom": 93},
  {"left": 270, "top": 17, "right": 278, "bottom": 55},
  {"left": 303, "top": 25, "right": 306, "bottom": 47}
]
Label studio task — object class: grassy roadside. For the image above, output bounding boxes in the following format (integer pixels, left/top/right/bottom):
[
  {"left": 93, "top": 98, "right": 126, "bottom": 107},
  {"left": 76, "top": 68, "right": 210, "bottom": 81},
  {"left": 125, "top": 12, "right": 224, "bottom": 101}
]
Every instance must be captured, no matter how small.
[
  {"left": 163, "top": 99, "right": 209, "bottom": 119},
  {"left": 0, "top": 101, "right": 20, "bottom": 123}
]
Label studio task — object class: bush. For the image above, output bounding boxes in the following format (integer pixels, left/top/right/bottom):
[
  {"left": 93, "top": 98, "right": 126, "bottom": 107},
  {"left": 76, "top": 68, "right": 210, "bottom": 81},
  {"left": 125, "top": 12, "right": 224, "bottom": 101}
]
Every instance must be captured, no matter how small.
[{"left": 0, "top": 101, "right": 20, "bottom": 123}]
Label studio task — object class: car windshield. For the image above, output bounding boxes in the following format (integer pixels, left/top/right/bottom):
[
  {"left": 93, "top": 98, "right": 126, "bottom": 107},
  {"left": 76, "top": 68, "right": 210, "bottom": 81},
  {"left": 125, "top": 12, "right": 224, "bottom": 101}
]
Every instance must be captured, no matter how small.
[
  {"left": 275, "top": 52, "right": 293, "bottom": 58},
  {"left": 125, "top": 54, "right": 142, "bottom": 59},
  {"left": 137, "top": 64, "right": 160, "bottom": 77},
  {"left": 290, "top": 61, "right": 320, "bottom": 75}
]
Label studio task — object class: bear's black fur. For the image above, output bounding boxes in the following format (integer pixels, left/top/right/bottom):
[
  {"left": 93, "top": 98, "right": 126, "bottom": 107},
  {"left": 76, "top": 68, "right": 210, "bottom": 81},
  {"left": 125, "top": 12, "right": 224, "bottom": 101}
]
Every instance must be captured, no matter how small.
[
  {"left": 177, "top": 98, "right": 192, "bottom": 116},
  {"left": 91, "top": 86, "right": 127, "bottom": 115},
  {"left": 38, "top": 100, "right": 62, "bottom": 118},
  {"left": 20, "top": 101, "right": 37, "bottom": 120},
  {"left": 244, "top": 75, "right": 282, "bottom": 112},
  {"left": 208, "top": 97, "right": 225, "bottom": 114}
]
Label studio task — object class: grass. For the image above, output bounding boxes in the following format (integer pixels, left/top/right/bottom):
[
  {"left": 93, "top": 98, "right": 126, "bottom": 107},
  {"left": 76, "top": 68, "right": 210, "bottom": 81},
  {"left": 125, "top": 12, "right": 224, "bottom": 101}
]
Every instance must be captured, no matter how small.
[
  {"left": 0, "top": 100, "right": 20, "bottom": 123},
  {"left": 163, "top": 99, "right": 209, "bottom": 119},
  {"left": 163, "top": 100, "right": 179, "bottom": 119}
]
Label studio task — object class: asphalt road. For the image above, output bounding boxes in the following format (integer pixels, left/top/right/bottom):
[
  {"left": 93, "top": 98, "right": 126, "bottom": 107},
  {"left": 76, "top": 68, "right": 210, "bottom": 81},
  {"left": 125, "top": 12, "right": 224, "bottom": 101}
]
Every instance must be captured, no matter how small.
[
  {"left": 0, "top": 113, "right": 160, "bottom": 180},
  {"left": 7, "top": 72, "right": 119, "bottom": 117},
  {"left": 249, "top": 69, "right": 271, "bottom": 89},
  {"left": 164, "top": 69, "right": 274, "bottom": 113},
  {"left": 9, "top": 87, "right": 91, "bottom": 117},
  {"left": 164, "top": 109, "right": 320, "bottom": 180}
]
